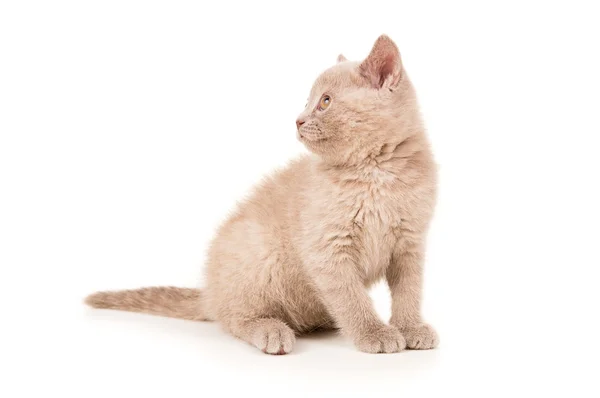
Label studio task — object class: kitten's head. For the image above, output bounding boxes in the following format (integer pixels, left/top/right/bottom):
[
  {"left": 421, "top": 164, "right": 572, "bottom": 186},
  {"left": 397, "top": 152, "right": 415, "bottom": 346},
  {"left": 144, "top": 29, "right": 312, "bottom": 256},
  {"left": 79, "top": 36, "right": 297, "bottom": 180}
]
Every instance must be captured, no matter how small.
[{"left": 296, "top": 35, "right": 421, "bottom": 165}]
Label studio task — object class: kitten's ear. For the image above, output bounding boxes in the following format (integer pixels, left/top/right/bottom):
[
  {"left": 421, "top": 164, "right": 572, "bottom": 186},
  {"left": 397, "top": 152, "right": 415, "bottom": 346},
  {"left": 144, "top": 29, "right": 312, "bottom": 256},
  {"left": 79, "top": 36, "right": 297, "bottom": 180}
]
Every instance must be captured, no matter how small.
[
  {"left": 359, "top": 35, "right": 402, "bottom": 89},
  {"left": 337, "top": 54, "right": 347, "bottom": 63}
]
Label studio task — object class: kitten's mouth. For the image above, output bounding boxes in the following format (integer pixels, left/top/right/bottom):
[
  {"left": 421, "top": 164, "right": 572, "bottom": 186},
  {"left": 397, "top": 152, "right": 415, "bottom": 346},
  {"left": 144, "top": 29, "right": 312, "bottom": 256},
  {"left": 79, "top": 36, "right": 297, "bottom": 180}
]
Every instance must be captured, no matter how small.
[{"left": 298, "top": 131, "right": 329, "bottom": 143}]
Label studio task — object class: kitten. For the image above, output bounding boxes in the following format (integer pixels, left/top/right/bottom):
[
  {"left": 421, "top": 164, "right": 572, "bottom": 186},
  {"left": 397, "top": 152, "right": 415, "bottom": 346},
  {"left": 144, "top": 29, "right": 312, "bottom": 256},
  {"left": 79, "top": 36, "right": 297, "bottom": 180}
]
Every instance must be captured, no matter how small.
[{"left": 86, "top": 35, "right": 438, "bottom": 355}]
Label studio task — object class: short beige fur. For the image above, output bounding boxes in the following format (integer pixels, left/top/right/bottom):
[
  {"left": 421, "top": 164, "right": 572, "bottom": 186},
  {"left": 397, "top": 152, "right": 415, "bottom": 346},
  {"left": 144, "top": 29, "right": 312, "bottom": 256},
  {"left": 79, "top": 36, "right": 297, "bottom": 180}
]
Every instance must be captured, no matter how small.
[{"left": 86, "top": 35, "right": 439, "bottom": 355}]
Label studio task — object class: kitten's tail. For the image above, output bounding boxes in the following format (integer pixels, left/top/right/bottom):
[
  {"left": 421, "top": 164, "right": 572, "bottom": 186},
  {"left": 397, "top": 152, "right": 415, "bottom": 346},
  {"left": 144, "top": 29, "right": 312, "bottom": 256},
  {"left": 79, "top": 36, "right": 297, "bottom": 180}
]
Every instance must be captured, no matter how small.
[{"left": 85, "top": 286, "right": 206, "bottom": 321}]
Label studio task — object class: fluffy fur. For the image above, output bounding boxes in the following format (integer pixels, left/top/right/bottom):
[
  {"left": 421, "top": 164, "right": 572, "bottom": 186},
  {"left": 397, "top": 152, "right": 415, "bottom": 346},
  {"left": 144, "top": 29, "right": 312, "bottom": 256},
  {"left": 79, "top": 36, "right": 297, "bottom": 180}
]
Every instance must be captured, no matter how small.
[{"left": 86, "top": 35, "right": 439, "bottom": 355}]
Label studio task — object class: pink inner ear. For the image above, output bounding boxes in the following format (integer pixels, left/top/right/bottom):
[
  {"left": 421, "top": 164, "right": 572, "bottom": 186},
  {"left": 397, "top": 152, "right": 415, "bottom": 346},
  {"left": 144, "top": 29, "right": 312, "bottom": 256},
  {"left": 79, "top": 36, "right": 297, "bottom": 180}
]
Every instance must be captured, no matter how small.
[
  {"left": 360, "top": 36, "right": 401, "bottom": 88},
  {"left": 380, "top": 54, "right": 397, "bottom": 84}
]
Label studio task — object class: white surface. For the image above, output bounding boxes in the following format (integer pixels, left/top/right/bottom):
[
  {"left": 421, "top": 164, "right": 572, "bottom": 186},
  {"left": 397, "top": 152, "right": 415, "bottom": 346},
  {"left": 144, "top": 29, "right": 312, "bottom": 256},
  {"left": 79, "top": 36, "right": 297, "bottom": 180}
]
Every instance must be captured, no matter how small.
[{"left": 1, "top": 1, "right": 599, "bottom": 397}]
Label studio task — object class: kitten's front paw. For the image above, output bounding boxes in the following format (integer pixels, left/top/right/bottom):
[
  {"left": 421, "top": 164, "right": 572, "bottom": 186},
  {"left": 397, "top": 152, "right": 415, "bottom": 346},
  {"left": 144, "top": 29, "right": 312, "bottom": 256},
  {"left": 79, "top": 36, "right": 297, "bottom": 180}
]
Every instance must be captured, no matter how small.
[
  {"left": 400, "top": 323, "right": 439, "bottom": 350},
  {"left": 354, "top": 325, "right": 406, "bottom": 354}
]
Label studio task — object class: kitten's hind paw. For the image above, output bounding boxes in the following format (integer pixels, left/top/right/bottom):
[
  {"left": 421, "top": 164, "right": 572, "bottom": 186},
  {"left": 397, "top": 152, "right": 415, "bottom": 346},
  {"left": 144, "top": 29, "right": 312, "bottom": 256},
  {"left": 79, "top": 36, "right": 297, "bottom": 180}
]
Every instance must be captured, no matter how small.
[
  {"left": 251, "top": 319, "right": 296, "bottom": 355},
  {"left": 354, "top": 325, "right": 406, "bottom": 354}
]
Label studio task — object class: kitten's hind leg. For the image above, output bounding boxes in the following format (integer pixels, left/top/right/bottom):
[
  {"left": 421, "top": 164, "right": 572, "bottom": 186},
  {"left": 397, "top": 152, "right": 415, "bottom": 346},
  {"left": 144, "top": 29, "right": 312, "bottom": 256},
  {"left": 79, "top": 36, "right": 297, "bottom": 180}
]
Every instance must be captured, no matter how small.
[{"left": 225, "top": 317, "right": 296, "bottom": 355}]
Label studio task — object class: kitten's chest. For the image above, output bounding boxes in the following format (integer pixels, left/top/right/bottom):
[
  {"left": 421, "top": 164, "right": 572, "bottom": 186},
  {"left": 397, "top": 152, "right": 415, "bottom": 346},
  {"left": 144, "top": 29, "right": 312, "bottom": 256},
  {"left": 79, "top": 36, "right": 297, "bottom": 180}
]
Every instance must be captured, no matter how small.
[
  {"left": 322, "top": 176, "right": 406, "bottom": 283},
  {"left": 350, "top": 187, "right": 402, "bottom": 282},
  {"left": 303, "top": 162, "right": 429, "bottom": 283}
]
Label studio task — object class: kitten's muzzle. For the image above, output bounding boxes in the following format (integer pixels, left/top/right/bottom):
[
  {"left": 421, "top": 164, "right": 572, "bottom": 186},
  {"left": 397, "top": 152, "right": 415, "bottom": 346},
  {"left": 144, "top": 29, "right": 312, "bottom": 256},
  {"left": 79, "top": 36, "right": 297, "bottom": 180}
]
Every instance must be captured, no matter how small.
[{"left": 296, "top": 118, "right": 306, "bottom": 130}]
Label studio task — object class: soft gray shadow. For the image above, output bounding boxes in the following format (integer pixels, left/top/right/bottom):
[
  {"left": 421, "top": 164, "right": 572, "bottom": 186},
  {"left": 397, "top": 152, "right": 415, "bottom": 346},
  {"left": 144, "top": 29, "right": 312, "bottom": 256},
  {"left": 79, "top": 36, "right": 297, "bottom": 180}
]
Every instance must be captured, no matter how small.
[
  {"left": 290, "top": 327, "right": 442, "bottom": 376},
  {"left": 83, "top": 307, "right": 441, "bottom": 375},
  {"left": 83, "top": 307, "right": 220, "bottom": 341},
  {"left": 295, "top": 328, "right": 347, "bottom": 349}
]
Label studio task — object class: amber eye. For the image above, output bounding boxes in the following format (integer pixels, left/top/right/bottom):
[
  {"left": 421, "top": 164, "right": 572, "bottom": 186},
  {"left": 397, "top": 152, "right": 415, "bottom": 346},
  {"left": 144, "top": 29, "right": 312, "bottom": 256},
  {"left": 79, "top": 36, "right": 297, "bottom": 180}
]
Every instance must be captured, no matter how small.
[{"left": 318, "top": 95, "right": 331, "bottom": 110}]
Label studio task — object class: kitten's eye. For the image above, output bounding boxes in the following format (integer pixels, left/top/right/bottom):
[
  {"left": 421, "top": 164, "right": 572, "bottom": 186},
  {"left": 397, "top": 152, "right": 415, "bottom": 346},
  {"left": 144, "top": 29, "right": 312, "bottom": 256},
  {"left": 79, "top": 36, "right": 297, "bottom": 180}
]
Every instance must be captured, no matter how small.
[{"left": 318, "top": 95, "right": 331, "bottom": 110}]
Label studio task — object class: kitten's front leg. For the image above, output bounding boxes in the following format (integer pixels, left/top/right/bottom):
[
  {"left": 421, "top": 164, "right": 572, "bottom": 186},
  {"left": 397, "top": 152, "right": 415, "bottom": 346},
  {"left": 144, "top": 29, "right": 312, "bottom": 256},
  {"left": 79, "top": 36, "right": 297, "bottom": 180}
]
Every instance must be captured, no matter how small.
[
  {"left": 387, "top": 242, "right": 439, "bottom": 349},
  {"left": 308, "top": 253, "right": 406, "bottom": 354}
]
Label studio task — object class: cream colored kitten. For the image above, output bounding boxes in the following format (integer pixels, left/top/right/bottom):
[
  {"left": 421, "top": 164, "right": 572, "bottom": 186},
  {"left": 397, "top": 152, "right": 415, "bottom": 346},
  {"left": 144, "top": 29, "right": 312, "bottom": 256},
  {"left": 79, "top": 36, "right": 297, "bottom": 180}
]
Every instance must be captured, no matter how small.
[{"left": 86, "top": 35, "right": 438, "bottom": 355}]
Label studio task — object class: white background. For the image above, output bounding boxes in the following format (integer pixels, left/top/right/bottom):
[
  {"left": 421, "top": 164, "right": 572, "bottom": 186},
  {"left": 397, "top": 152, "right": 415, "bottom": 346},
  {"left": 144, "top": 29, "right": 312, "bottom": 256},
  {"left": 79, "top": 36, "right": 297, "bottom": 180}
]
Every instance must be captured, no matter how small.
[{"left": 1, "top": 1, "right": 599, "bottom": 397}]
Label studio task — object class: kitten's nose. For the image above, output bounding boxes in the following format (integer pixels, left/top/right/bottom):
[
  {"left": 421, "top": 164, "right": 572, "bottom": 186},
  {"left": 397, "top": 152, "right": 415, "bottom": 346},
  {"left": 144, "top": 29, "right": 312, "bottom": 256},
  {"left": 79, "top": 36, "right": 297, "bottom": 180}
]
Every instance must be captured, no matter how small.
[{"left": 296, "top": 119, "right": 305, "bottom": 130}]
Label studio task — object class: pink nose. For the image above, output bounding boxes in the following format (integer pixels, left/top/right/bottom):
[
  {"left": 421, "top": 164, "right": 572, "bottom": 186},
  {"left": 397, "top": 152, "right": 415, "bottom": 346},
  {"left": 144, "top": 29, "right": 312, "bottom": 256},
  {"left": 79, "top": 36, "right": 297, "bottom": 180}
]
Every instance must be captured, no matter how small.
[{"left": 296, "top": 119, "right": 305, "bottom": 130}]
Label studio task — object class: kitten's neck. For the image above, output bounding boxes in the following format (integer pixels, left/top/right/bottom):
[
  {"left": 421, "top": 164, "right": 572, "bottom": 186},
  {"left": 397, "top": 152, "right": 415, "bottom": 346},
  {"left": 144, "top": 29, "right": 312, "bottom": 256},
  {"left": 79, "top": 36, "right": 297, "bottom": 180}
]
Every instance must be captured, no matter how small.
[
  {"left": 372, "top": 134, "right": 426, "bottom": 164},
  {"left": 317, "top": 132, "right": 432, "bottom": 183}
]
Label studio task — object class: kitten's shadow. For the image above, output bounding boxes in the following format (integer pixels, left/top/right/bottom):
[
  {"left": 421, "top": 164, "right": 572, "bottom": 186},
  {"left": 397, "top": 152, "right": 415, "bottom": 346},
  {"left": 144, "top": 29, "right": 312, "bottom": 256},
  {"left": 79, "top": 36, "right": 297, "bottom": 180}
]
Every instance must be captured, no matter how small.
[
  {"left": 83, "top": 307, "right": 222, "bottom": 342},
  {"left": 296, "top": 328, "right": 346, "bottom": 348},
  {"left": 84, "top": 309, "right": 441, "bottom": 373},
  {"left": 294, "top": 328, "right": 441, "bottom": 373}
]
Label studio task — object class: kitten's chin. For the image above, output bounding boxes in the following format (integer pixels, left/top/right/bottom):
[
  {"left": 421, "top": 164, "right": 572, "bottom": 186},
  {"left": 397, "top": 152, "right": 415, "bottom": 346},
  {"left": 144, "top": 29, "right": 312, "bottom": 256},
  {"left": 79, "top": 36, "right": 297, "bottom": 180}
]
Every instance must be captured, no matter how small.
[{"left": 297, "top": 131, "right": 329, "bottom": 144}]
